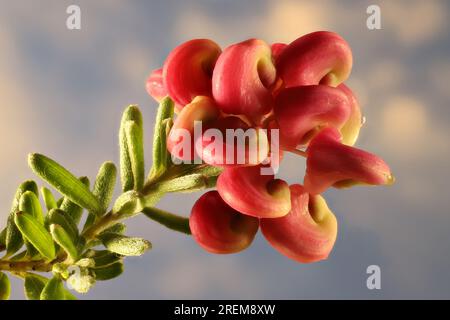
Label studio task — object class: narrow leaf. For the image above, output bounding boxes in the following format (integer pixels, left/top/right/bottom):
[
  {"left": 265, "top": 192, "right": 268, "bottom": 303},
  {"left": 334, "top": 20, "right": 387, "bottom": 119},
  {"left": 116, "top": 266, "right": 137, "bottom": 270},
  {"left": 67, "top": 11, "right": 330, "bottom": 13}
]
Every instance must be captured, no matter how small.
[
  {"left": 93, "top": 161, "right": 117, "bottom": 214},
  {"left": 6, "top": 181, "right": 38, "bottom": 256},
  {"left": 125, "top": 121, "right": 145, "bottom": 191},
  {"left": 86, "top": 250, "right": 122, "bottom": 267},
  {"left": 150, "top": 97, "right": 174, "bottom": 178},
  {"left": 0, "top": 272, "right": 11, "bottom": 300},
  {"left": 112, "top": 191, "right": 144, "bottom": 217},
  {"left": 50, "top": 224, "right": 79, "bottom": 261},
  {"left": 40, "top": 276, "right": 75, "bottom": 300},
  {"left": 28, "top": 153, "right": 101, "bottom": 215},
  {"left": 99, "top": 233, "right": 151, "bottom": 256},
  {"left": 59, "top": 176, "right": 89, "bottom": 224},
  {"left": 19, "top": 191, "right": 44, "bottom": 225},
  {"left": 154, "top": 174, "right": 211, "bottom": 193},
  {"left": 0, "top": 228, "right": 6, "bottom": 252},
  {"left": 15, "top": 211, "right": 56, "bottom": 260},
  {"left": 100, "top": 223, "right": 127, "bottom": 236},
  {"left": 93, "top": 261, "right": 124, "bottom": 281},
  {"left": 24, "top": 273, "right": 48, "bottom": 300},
  {"left": 46, "top": 209, "right": 79, "bottom": 241},
  {"left": 119, "top": 105, "right": 143, "bottom": 192},
  {"left": 41, "top": 187, "right": 58, "bottom": 211}
]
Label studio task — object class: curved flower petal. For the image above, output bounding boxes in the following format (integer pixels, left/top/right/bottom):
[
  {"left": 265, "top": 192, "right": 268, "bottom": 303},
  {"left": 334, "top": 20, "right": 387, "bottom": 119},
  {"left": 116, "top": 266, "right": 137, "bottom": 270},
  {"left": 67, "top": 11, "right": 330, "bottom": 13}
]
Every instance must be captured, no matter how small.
[
  {"left": 304, "top": 127, "right": 394, "bottom": 194},
  {"left": 167, "top": 96, "right": 220, "bottom": 161},
  {"left": 277, "top": 31, "right": 352, "bottom": 88},
  {"left": 212, "top": 39, "right": 277, "bottom": 120},
  {"left": 195, "top": 116, "right": 270, "bottom": 167},
  {"left": 217, "top": 165, "right": 291, "bottom": 218},
  {"left": 163, "top": 39, "right": 221, "bottom": 107},
  {"left": 274, "top": 85, "right": 351, "bottom": 148},
  {"left": 261, "top": 184, "right": 338, "bottom": 263},
  {"left": 338, "top": 83, "right": 362, "bottom": 146},
  {"left": 190, "top": 191, "right": 259, "bottom": 254},
  {"left": 271, "top": 42, "right": 287, "bottom": 64}
]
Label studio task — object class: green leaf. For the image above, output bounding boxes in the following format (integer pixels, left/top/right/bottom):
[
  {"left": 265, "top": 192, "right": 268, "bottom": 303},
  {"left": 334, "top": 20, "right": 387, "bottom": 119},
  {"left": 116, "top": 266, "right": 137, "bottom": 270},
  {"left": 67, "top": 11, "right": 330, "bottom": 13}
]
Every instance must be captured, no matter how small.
[
  {"left": 0, "top": 228, "right": 6, "bottom": 252},
  {"left": 142, "top": 207, "right": 191, "bottom": 235},
  {"left": 119, "top": 105, "right": 143, "bottom": 192},
  {"left": 93, "top": 161, "right": 117, "bottom": 214},
  {"left": 98, "top": 233, "right": 151, "bottom": 256},
  {"left": 59, "top": 177, "right": 89, "bottom": 224},
  {"left": 5, "top": 181, "right": 38, "bottom": 256},
  {"left": 50, "top": 224, "right": 79, "bottom": 261},
  {"left": 112, "top": 190, "right": 145, "bottom": 217},
  {"left": 19, "top": 191, "right": 44, "bottom": 225},
  {"left": 125, "top": 121, "right": 145, "bottom": 191},
  {"left": 93, "top": 261, "right": 124, "bottom": 281},
  {"left": 0, "top": 272, "right": 11, "bottom": 300},
  {"left": 86, "top": 250, "right": 122, "bottom": 267},
  {"left": 15, "top": 211, "right": 56, "bottom": 260},
  {"left": 28, "top": 153, "right": 101, "bottom": 215},
  {"left": 41, "top": 187, "right": 58, "bottom": 211},
  {"left": 154, "top": 173, "right": 215, "bottom": 193},
  {"left": 150, "top": 97, "right": 175, "bottom": 179},
  {"left": 24, "top": 273, "right": 48, "bottom": 300},
  {"left": 40, "top": 276, "right": 76, "bottom": 300},
  {"left": 100, "top": 223, "right": 127, "bottom": 236},
  {"left": 46, "top": 209, "right": 79, "bottom": 241}
]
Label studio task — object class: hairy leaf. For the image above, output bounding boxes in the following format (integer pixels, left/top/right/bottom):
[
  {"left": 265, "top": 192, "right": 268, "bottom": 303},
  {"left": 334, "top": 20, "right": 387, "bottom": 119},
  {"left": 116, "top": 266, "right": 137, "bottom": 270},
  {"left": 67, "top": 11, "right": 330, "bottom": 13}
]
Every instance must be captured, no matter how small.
[
  {"left": 41, "top": 187, "right": 58, "bottom": 211},
  {"left": 24, "top": 273, "right": 48, "bottom": 300},
  {"left": 15, "top": 211, "right": 56, "bottom": 260},
  {"left": 119, "top": 105, "right": 143, "bottom": 192},
  {"left": 50, "top": 224, "right": 79, "bottom": 261},
  {"left": 28, "top": 154, "right": 101, "bottom": 215},
  {"left": 0, "top": 272, "right": 11, "bottom": 300},
  {"left": 99, "top": 233, "right": 151, "bottom": 256}
]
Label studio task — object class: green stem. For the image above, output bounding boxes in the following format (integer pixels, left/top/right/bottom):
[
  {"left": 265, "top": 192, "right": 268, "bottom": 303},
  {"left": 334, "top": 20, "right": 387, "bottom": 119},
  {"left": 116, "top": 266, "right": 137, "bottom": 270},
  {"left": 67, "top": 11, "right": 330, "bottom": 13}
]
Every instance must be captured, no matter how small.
[{"left": 142, "top": 207, "right": 191, "bottom": 235}]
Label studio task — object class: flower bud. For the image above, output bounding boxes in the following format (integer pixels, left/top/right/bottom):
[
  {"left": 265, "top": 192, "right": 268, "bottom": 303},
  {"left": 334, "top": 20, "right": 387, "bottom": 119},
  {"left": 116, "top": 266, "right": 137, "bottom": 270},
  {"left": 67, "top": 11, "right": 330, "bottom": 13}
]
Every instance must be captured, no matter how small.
[
  {"left": 217, "top": 165, "right": 291, "bottom": 218},
  {"left": 212, "top": 39, "right": 277, "bottom": 120},
  {"left": 277, "top": 31, "right": 352, "bottom": 88},
  {"left": 196, "top": 116, "right": 270, "bottom": 167},
  {"left": 163, "top": 39, "right": 221, "bottom": 106},
  {"left": 304, "top": 127, "right": 394, "bottom": 194},
  {"left": 167, "top": 96, "right": 220, "bottom": 161},
  {"left": 261, "top": 184, "right": 337, "bottom": 263},
  {"left": 338, "top": 83, "right": 362, "bottom": 146},
  {"left": 190, "top": 191, "right": 259, "bottom": 254},
  {"left": 146, "top": 68, "right": 167, "bottom": 102},
  {"left": 274, "top": 85, "right": 351, "bottom": 148}
]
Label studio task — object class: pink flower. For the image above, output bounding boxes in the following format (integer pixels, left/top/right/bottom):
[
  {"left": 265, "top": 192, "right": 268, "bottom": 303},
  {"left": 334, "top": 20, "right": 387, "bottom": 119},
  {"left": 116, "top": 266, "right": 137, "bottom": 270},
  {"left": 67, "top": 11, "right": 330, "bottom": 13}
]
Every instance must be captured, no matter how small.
[
  {"left": 261, "top": 184, "right": 338, "bottom": 263},
  {"left": 304, "top": 127, "right": 394, "bottom": 194},
  {"left": 149, "top": 31, "right": 393, "bottom": 263}
]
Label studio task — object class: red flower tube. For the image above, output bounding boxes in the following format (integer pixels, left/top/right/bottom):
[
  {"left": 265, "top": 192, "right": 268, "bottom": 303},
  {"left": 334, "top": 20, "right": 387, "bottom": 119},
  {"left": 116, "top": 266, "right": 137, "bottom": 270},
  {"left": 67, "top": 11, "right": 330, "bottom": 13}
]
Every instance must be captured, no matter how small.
[
  {"left": 167, "top": 96, "right": 220, "bottom": 161},
  {"left": 163, "top": 39, "right": 221, "bottom": 107},
  {"left": 217, "top": 165, "right": 291, "bottom": 218},
  {"left": 277, "top": 31, "right": 352, "bottom": 88},
  {"left": 261, "top": 184, "right": 338, "bottom": 263},
  {"left": 195, "top": 116, "right": 270, "bottom": 167},
  {"left": 190, "top": 191, "right": 259, "bottom": 254},
  {"left": 304, "top": 127, "right": 394, "bottom": 194},
  {"left": 212, "top": 39, "right": 277, "bottom": 121},
  {"left": 274, "top": 84, "right": 351, "bottom": 148}
]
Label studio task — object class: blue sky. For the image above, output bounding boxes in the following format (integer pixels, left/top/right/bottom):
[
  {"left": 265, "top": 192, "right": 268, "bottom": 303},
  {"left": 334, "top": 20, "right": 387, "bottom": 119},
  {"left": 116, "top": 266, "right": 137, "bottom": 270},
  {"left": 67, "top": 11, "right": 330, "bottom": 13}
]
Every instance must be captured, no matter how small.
[{"left": 1, "top": 0, "right": 450, "bottom": 299}]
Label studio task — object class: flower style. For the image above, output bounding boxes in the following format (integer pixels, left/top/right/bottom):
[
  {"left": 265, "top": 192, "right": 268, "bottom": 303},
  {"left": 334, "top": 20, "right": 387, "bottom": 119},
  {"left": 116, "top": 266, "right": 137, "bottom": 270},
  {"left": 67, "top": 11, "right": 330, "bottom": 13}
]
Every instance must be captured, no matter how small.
[{"left": 146, "top": 31, "right": 393, "bottom": 263}]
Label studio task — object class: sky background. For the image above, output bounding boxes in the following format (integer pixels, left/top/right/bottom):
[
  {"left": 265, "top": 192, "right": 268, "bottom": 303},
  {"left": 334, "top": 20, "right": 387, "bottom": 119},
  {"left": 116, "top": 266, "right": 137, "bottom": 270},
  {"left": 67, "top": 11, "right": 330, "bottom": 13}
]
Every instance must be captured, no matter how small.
[{"left": 1, "top": 0, "right": 449, "bottom": 299}]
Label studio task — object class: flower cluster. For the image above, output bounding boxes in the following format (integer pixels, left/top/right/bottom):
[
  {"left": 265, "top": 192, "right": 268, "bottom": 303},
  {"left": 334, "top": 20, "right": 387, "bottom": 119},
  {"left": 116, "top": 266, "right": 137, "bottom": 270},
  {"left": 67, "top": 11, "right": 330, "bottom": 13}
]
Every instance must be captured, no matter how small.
[{"left": 146, "top": 31, "right": 394, "bottom": 263}]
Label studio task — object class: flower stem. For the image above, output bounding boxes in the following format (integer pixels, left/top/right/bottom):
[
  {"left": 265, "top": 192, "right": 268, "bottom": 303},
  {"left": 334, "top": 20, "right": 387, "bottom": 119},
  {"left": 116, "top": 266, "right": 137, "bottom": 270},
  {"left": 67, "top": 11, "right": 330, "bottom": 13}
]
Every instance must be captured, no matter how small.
[{"left": 142, "top": 207, "right": 191, "bottom": 235}]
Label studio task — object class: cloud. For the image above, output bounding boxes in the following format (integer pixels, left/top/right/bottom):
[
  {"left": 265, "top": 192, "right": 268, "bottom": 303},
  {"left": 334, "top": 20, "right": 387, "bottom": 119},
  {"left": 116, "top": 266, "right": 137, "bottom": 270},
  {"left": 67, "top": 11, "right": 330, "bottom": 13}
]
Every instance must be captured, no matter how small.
[{"left": 382, "top": 0, "right": 448, "bottom": 46}]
